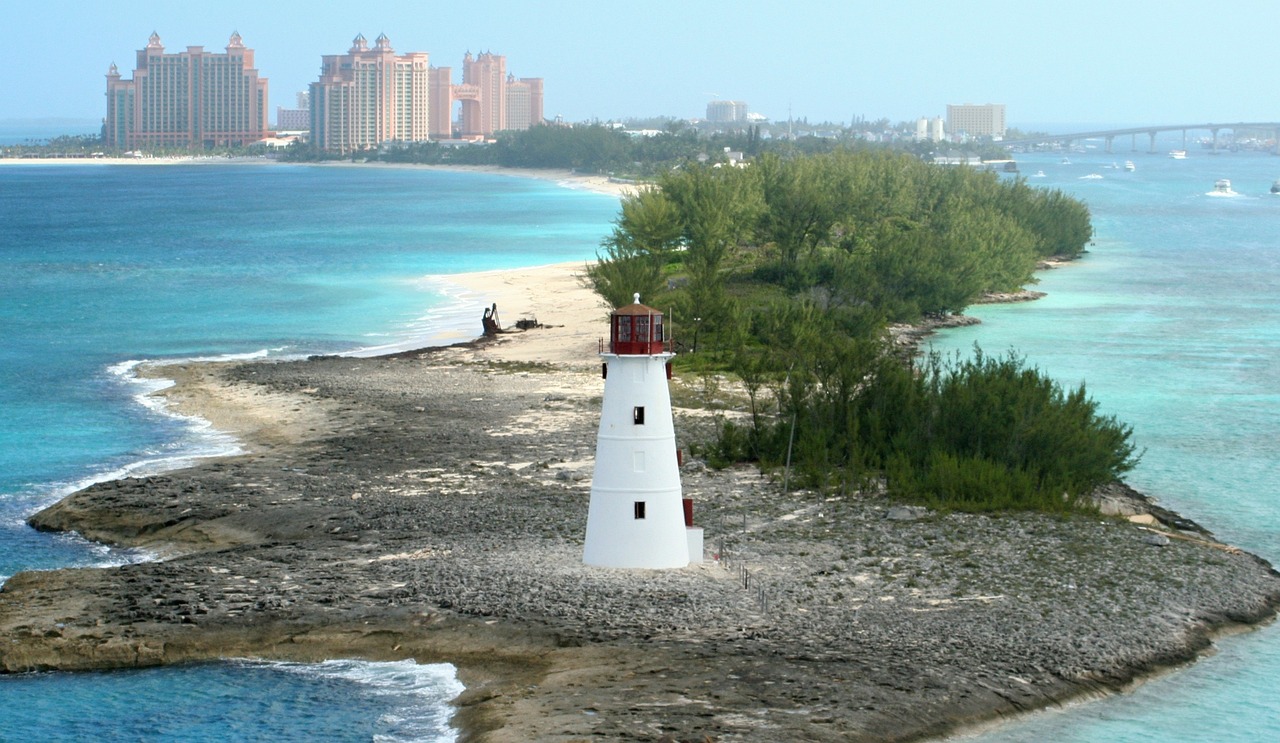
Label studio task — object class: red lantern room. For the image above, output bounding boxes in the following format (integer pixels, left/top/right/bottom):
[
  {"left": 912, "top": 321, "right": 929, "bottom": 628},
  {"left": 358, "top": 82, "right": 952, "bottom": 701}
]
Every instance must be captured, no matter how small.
[{"left": 610, "top": 293, "right": 667, "bottom": 355}]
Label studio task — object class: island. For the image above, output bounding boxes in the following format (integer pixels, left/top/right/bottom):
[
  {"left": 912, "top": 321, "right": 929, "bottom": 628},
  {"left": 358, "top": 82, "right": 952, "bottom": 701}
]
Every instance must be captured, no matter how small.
[{"left": 1, "top": 261, "right": 1277, "bottom": 742}]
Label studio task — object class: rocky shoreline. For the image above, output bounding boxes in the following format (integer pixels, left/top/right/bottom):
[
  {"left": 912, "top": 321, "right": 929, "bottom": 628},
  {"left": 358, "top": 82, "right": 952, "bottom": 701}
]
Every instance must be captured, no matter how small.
[{"left": 2, "top": 329, "right": 1278, "bottom": 741}]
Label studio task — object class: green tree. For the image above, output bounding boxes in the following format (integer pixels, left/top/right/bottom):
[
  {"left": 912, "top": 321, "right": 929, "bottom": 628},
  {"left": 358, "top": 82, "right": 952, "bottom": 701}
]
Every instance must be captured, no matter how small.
[
  {"left": 611, "top": 188, "right": 684, "bottom": 260},
  {"left": 659, "top": 165, "right": 763, "bottom": 352},
  {"left": 588, "top": 188, "right": 683, "bottom": 307},
  {"left": 755, "top": 154, "right": 836, "bottom": 277}
]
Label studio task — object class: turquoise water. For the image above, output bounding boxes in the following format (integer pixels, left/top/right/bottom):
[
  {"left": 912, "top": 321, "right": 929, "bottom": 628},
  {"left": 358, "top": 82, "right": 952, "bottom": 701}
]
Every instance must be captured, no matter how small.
[
  {"left": 0, "top": 162, "right": 617, "bottom": 740},
  {"left": 0, "top": 659, "right": 464, "bottom": 742},
  {"left": 939, "top": 149, "right": 1280, "bottom": 741}
]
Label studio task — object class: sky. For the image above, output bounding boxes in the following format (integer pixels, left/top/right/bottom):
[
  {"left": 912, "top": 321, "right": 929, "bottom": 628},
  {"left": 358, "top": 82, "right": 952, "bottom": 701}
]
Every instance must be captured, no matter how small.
[{"left": 3, "top": 0, "right": 1279, "bottom": 131}]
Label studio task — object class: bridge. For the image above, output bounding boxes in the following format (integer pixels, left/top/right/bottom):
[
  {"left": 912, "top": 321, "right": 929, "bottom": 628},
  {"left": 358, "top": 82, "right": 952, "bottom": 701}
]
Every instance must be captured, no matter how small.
[{"left": 999, "top": 122, "right": 1280, "bottom": 154}]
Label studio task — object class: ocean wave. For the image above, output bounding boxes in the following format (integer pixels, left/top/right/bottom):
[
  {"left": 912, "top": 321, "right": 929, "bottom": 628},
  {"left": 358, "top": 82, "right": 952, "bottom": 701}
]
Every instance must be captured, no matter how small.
[
  {"left": 5, "top": 355, "right": 267, "bottom": 556},
  {"left": 19, "top": 446, "right": 239, "bottom": 518},
  {"left": 106, "top": 357, "right": 248, "bottom": 465},
  {"left": 251, "top": 658, "right": 464, "bottom": 742},
  {"left": 347, "top": 277, "right": 485, "bottom": 357}
]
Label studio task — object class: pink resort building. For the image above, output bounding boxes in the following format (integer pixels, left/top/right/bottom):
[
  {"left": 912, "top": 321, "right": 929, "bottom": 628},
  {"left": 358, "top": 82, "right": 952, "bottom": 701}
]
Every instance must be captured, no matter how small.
[
  {"left": 309, "top": 34, "right": 430, "bottom": 154},
  {"left": 504, "top": 75, "right": 544, "bottom": 133},
  {"left": 310, "top": 41, "right": 545, "bottom": 148},
  {"left": 437, "top": 51, "right": 544, "bottom": 139},
  {"left": 104, "top": 32, "right": 269, "bottom": 150}
]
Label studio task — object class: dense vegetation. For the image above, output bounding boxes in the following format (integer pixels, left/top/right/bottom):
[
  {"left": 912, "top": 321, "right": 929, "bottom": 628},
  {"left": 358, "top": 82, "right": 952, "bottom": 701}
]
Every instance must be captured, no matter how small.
[
  {"left": 283, "top": 123, "right": 734, "bottom": 175},
  {"left": 282, "top": 121, "right": 1008, "bottom": 178},
  {"left": 591, "top": 149, "right": 1092, "bottom": 331},
  {"left": 0, "top": 134, "right": 105, "bottom": 158},
  {"left": 587, "top": 149, "right": 1135, "bottom": 512},
  {"left": 713, "top": 343, "right": 1137, "bottom": 513},
  {"left": 0, "top": 133, "right": 272, "bottom": 160}
]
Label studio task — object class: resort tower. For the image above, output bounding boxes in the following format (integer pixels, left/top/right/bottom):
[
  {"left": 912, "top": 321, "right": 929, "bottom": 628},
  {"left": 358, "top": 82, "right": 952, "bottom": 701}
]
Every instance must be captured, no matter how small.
[
  {"left": 104, "top": 32, "right": 269, "bottom": 150},
  {"left": 309, "top": 34, "right": 430, "bottom": 154}
]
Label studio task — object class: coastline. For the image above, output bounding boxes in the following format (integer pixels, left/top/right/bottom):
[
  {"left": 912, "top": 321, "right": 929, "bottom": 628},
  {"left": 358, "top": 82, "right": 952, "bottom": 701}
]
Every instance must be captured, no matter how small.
[
  {"left": 0, "top": 155, "right": 641, "bottom": 199},
  {"left": 3, "top": 258, "right": 1279, "bottom": 740}
]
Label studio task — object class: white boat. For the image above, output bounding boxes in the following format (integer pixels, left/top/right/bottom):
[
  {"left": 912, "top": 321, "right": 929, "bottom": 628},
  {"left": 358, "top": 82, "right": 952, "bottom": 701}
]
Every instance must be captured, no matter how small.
[
  {"left": 1169, "top": 150, "right": 1188, "bottom": 160},
  {"left": 1270, "top": 179, "right": 1280, "bottom": 194},
  {"left": 1124, "top": 161, "right": 1136, "bottom": 172},
  {"left": 1079, "top": 173, "right": 1103, "bottom": 180},
  {"left": 1208, "top": 178, "right": 1236, "bottom": 197},
  {"left": 1061, "top": 157, "right": 1071, "bottom": 165},
  {"left": 1032, "top": 170, "right": 1046, "bottom": 178}
]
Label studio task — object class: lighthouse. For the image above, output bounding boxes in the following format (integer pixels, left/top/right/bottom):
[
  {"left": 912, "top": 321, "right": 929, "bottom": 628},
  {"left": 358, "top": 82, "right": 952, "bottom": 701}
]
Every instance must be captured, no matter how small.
[{"left": 583, "top": 295, "right": 698, "bottom": 568}]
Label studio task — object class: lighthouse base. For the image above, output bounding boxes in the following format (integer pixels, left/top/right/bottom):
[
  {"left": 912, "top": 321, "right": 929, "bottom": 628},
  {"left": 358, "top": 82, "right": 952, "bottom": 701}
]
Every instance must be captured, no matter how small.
[{"left": 686, "top": 527, "right": 704, "bottom": 565}]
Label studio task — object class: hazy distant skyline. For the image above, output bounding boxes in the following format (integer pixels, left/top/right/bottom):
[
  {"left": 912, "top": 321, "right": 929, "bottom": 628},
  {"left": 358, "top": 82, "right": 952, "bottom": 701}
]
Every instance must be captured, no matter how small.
[{"left": 4, "top": 0, "right": 1278, "bottom": 131}]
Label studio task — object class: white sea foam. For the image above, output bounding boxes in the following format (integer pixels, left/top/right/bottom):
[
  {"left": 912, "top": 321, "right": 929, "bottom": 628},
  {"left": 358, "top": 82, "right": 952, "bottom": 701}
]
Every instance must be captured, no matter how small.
[
  {"left": 106, "top": 358, "right": 248, "bottom": 465},
  {"left": 259, "top": 658, "right": 464, "bottom": 742},
  {"left": 9, "top": 353, "right": 292, "bottom": 561}
]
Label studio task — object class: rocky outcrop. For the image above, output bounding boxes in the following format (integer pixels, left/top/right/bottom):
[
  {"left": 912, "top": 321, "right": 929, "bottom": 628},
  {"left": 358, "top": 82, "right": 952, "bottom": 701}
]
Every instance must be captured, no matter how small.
[{"left": 4, "top": 353, "right": 1278, "bottom": 742}]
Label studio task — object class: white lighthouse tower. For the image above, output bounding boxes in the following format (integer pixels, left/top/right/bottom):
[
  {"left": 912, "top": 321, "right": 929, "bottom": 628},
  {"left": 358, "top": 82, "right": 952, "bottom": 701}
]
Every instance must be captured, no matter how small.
[{"left": 583, "top": 295, "right": 697, "bottom": 568}]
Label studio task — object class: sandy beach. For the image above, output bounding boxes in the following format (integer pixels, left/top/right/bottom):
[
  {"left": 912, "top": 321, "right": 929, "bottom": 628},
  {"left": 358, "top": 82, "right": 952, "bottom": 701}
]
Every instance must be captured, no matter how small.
[
  {"left": 0, "top": 248, "right": 1277, "bottom": 741},
  {"left": 434, "top": 261, "right": 614, "bottom": 370}
]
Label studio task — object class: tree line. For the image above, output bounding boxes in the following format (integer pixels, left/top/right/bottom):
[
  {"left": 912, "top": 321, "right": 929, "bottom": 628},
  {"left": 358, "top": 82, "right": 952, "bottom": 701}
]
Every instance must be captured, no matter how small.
[
  {"left": 591, "top": 149, "right": 1091, "bottom": 332},
  {"left": 281, "top": 121, "right": 1009, "bottom": 177},
  {"left": 587, "top": 149, "right": 1134, "bottom": 513}
]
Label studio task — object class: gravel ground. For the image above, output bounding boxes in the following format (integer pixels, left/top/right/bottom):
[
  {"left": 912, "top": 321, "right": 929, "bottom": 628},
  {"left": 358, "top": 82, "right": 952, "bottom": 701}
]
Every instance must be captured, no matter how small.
[{"left": 3, "top": 350, "right": 1277, "bottom": 742}]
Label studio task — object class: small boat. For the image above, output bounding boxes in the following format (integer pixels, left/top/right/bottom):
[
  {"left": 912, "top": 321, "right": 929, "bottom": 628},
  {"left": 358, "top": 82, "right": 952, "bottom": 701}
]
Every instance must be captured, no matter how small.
[
  {"left": 1169, "top": 150, "right": 1188, "bottom": 160},
  {"left": 1208, "top": 178, "right": 1236, "bottom": 196},
  {"left": 1061, "top": 157, "right": 1071, "bottom": 165},
  {"left": 1124, "top": 160, "right": 1136, "bottom": 172},
  {"left": 1270, "top": 179, "right": 1280, "bottom": 194},
  {"left": 1032, "top": 170, "right": 1047, "bottom": 178}
]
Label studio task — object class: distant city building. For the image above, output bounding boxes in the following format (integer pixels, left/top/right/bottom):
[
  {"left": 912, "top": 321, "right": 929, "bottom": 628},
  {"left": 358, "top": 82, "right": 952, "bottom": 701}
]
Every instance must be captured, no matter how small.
[
  {"left": 456, "top": 51, "right": 505, "bottom": 137},
  {"left": 104, "top": 32, "right": 269, "bottom": 150},
  {"left": 929, "top": 117, "right": 946, "bottom": 142},
  {"left": 505, "top": 75, "right": 544, "bottom": 132},
  {"left": 309, "top": 34, "right": 430, "bottom": 154},
  {"left": 275, "top": 91, "right": 310, "bottom": 131},
  {"left": 706, "top": 100, "right": 749, "bottom": 123},
  {"left": 428, "top": 67, "right": 455, "bottom": 138},
  {"left": 946, "top": 103, "right": 1006, "bottom": 138},
  {"left": 915, "top": 116, "right": 946, "bottom": 142},
  {"left": 304, "top": 46, "right": 540, "bottom": 146},
  {"left": 431, "top": 52, "right": 544, "bottom": 139},
  {"left": 276, "top": 107, "right": 309, "bottom": 131}
]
